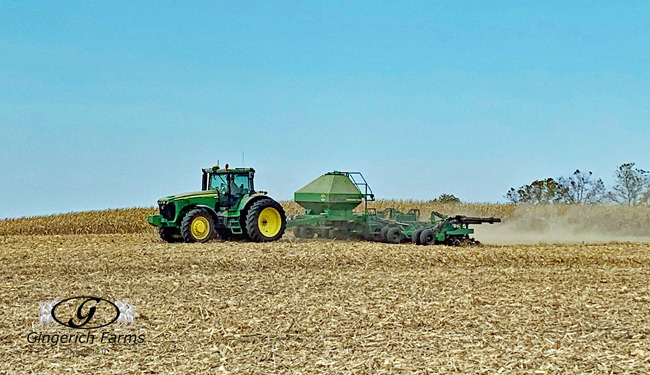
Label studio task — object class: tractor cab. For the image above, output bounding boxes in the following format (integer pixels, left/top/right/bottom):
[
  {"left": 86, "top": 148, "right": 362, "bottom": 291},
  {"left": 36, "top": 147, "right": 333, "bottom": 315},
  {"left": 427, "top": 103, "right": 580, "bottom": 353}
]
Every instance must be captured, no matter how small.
[{"left": 202, "top": 165, "right": 255, "bottom": 209}]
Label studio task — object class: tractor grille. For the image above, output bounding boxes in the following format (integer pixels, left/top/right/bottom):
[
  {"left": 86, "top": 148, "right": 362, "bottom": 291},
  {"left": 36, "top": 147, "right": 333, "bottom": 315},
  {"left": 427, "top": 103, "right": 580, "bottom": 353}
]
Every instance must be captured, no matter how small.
[{"left": 159, "top": 202, "right": 176, "bottom": 221}]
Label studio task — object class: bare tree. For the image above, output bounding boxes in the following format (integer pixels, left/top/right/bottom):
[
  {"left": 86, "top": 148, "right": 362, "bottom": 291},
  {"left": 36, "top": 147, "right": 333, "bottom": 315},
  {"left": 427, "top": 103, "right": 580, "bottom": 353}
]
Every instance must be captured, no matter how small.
[
  {"left": 557, "top": 170, "right": 607, "bottom": 204},
  {"left": 505, "top": 178, "right": 563, "bottom": 204},
  {"left": 610, "top": 163, "right": 650, "bottom": 205}
]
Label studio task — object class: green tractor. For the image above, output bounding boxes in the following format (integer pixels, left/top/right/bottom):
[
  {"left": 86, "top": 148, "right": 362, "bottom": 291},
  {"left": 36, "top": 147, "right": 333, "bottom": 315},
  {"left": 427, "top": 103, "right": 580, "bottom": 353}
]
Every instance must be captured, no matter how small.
[{"left": 147, "top": 164, "right": 286, "bottom": 243}]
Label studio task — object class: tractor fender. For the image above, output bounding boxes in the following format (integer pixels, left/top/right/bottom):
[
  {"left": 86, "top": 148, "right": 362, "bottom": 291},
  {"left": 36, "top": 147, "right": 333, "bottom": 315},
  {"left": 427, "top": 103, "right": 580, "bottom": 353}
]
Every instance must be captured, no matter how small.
[
  {"left": 238, "top": 193, "right": 277, "bottom": 216},
  {"left": 178, "top": 204, "right": 219, "bottom": 224}
]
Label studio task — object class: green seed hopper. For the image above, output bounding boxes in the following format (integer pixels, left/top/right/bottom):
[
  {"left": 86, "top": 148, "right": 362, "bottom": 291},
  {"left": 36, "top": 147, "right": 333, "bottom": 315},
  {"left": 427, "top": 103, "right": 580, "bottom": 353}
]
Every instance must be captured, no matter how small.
[
  {"left": 288, "top": 171, "right": 375, "bottom": 238},
  {"left": 294, "top": 171, "right": 371, "bottom": 216},
  {"left": 287, "top": 171, "right": 501, "bottom": 246}
]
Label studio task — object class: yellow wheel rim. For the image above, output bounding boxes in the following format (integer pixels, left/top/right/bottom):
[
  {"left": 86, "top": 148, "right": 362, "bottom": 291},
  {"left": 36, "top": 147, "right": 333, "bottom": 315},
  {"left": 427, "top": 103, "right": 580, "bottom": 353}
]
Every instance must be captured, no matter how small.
[
  {"left": 258, "top": 207, "right": 282, "bottom": 237},
  {"left": 190, "top": 216, "right": 210, "bottom": 240}
]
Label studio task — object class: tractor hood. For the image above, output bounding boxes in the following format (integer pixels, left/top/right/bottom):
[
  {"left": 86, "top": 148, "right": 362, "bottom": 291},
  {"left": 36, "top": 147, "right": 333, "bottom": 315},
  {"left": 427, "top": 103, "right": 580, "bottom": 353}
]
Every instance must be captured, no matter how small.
[{"left": 158, "top": 190, "right": 217, "bottom": 203}]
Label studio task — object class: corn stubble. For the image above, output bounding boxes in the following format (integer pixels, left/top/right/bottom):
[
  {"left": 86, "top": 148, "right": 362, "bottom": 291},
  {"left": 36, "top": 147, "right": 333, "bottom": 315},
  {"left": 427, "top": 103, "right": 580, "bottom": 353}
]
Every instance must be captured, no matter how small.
[
  {"left": 2, "top": 232, "right": 650, "bottom": 374},
  {"left": 2, "top": 202, "right": 650, "bottom": 241}
]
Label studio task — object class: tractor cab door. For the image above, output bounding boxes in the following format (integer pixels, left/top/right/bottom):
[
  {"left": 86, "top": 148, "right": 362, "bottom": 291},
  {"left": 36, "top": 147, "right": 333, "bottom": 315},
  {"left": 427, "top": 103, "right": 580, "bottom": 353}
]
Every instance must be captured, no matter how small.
[{"left": 223, "top": 173, "right": 251, "bottom": 208}]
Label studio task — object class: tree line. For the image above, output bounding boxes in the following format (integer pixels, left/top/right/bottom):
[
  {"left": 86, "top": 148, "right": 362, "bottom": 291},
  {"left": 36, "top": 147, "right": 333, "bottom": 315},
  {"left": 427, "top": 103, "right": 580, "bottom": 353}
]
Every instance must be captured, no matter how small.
[{"left": 505, "top": 163, "right": 650, "bottom": 205}]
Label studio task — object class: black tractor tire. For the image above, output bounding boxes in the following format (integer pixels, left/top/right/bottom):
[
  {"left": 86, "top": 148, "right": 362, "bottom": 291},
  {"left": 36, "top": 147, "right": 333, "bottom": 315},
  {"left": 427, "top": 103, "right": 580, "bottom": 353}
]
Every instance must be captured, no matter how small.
[
  {"left": 385, "top": 227, "right": 403, "bottom": 244},
  {"left": 411, "top": 229, "right": 424, "bottom": 245},
  {"left": 245, "top": 199, "right": 286, "bottom": 242},
  {"left": 379, "top": 226, "right": 391, "bottom": 242},
  {"left": 159, "top": 227, "right": 182, "bottom": 243},
  {"left": 180, "top": 208, "right": 216, "bottom": 243},
  {"left": 420, "top": 229, "right": 436, "bottom": 246}
]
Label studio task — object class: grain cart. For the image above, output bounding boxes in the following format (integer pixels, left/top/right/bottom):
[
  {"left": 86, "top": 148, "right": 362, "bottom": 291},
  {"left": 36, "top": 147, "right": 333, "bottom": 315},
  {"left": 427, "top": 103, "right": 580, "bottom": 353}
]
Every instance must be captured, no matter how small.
[
  {"left": 148, "top": 164, "right": 286, "bottom": 243},
  {"left": 287, "top": 171, "right": 500, "bottom": 246}
]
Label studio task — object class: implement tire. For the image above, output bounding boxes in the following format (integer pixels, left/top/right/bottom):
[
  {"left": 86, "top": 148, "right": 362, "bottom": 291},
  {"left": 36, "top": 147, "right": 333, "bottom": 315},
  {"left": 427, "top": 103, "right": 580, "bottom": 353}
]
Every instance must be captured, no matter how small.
[
  {"left": 293, "top": 226, "right": 305, "bottom": 238},
  {"left": 385, "top": 227, "right": 403, "bottom": 244},
  {"left": 245, "top": 199, "right": 286, "bottom": 242},
  {"left": 380, "top": 226, "right": 391, "bottom": 242},
  {"left": 293, "top": 226, "right": 314, "bottom": 239},
  {"left": 180, "top": 208, "right": 216, "bottom": 243},
  {"left": 411, "top": 229, "right": 424, "bottom": 245},
  {"left": 420, "top": 229, "right": 435, "bottom": 246},
  {"left": 159, "top": 227, "right": 182, "bottom": 243}
]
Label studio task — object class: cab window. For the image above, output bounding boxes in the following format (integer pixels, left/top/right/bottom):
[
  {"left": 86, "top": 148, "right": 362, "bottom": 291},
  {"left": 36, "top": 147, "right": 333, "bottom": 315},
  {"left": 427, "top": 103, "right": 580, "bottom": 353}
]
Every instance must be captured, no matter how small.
[
  {"left": 209, "top": 174, "right": 228, "bottom": 193},
  {"left": 232, "top": 174, "right": 250, "bottom": 195}
]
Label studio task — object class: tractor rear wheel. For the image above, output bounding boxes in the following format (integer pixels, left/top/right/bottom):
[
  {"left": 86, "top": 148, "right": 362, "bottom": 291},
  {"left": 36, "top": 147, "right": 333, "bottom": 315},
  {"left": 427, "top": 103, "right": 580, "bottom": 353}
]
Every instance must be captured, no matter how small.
[
  {"left": 420, "top": 229, "right": 435, "bottom": 245},
  {"left": 245, "top": 199, "right": 286, "bottom": 242},
  {"left": 181, "top": 208, "right": 216, "bottom": 243},
  {"left": 159, "top": 227, "right": 182, "bottom": 243}
]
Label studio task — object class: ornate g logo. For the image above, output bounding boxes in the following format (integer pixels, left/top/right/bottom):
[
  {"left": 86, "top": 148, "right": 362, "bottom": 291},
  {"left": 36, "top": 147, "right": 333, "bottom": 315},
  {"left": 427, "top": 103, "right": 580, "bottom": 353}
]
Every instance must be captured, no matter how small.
[{"left": 51, "top": 297, "right": 120, "bottom": 329}]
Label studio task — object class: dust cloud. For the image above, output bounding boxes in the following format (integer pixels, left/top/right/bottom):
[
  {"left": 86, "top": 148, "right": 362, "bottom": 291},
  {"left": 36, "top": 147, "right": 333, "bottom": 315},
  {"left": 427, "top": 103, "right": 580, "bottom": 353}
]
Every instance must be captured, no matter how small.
[{"left": 473, "top": 205, "right": 650, "bottom": 245}]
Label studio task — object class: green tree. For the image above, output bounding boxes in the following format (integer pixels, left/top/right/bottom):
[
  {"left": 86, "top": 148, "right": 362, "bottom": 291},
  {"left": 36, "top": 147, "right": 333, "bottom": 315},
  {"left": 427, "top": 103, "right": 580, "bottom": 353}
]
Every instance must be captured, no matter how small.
[
  {"left": 433, "top": 193, "right": 461, "bottom": 204},
  {"left": 610, "top": 163, "right": 650, "bottom": 205}
]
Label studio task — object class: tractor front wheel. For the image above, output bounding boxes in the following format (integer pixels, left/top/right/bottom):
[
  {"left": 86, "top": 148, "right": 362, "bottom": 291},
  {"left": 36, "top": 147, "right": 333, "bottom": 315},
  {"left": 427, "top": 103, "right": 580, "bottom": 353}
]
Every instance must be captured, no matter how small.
[
  {"left": 180, "top": 208, "right": 216, "bottom": 243},
  {"left": 245, "top": 199, "right": 286, "bottom": 242}
]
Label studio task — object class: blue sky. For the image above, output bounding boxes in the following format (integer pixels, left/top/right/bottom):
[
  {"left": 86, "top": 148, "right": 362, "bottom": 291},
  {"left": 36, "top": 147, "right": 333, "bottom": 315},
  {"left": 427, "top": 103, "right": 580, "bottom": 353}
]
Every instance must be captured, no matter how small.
[{"left": 1, "top": 1, "right": 649, "bottom": 218}]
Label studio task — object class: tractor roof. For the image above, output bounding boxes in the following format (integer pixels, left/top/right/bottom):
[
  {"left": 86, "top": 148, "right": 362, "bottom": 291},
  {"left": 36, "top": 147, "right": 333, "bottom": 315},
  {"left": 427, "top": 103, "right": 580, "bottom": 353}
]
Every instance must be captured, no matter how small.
[{"left": 202, "top": 166, "right": 255, "bottom": 174}]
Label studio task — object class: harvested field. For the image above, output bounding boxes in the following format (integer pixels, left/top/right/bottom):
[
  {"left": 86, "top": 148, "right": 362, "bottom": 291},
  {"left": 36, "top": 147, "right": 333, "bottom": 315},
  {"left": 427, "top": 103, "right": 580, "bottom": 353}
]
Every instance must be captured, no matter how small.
[{"left": 2, "top": 233, "right": 650, "bottom": 373}]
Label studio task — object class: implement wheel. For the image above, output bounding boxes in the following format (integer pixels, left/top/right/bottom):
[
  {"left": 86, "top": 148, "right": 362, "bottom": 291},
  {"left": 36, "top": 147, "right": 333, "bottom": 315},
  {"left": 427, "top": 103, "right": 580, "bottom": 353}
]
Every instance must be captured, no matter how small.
[
  {"left": 411, "top": 229, "right": 424, "bottom": 245},
  {"left": 385, "top": 227, "right": 403, "bottom": 244},
  {"left": 363, "top": 228, "right": 382, "bottom": 242},
  {"left": 420, "top": 229, "right": 435, "bottom": 246},
  {"left": 159, "top": 227, "right": 182, "bottom": 243},
  {"left": 245, "top": 199, "right": 286, "bottom": 242},
  {"left": 380, "top": 226, "right": 391, "bottom": 242},
  {"left": 293, "top": 226, "right": 314, "bottom": 239},
  {"left": 181, "top": 208, "right": 216, "bottom": 243}
]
